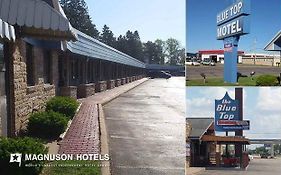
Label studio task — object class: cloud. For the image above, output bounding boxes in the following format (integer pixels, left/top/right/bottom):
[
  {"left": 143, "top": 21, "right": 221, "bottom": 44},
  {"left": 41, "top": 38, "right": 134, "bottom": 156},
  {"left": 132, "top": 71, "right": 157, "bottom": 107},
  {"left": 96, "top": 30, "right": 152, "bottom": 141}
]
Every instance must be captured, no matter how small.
[
  {"left": 257, "top": 87, "right": 281, "bottom": 112},
  {"left": 186, "top": 87, "right": 246, "bottom": 117}
]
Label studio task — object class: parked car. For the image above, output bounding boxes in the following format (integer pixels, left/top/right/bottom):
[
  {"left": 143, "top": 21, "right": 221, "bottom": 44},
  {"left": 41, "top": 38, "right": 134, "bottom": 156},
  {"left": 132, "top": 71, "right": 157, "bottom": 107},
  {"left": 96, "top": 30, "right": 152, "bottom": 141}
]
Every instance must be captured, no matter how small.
[
  {"left": 186, "top": 60, "right": 200, "bottom": 66},
  {"left": 148, "top": 71, "right": 172, "bottom": 79},
  {"left": 261, "top": 153, "right": 270, "bottom": 159},
  {"left": 202, "top": 58, "right": 216, "bottom": 66}
]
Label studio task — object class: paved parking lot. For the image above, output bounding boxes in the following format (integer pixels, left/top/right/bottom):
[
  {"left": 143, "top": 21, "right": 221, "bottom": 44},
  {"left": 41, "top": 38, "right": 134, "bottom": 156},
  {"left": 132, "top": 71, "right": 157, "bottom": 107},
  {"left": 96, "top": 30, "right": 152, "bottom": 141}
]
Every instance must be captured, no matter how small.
[
  {"left": 104, "top": 77, "right": 185, "bottom": 175},
  {"left": 194, "top": 158, "right": 281, "bottom": 175},
  {"left": 186, "top": 64, "right": 281, "bottom": 79}
]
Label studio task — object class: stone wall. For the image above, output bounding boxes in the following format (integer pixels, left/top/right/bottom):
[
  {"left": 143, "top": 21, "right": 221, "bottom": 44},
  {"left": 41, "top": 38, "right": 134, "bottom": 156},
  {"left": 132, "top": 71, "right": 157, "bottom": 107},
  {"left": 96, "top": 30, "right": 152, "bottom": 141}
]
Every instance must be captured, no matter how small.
[
  {"left": 60, "top": 86, "right": 77, "bottom": 99},
  {"left": 77, "top": 83, "right": 95, "bottom": 98},
  {"left": 126, "top": 77, "right": 131, "bottom": 83},
  {"left": 107, "top": 80, "right": 115, "bottom": 89},
  {"left": 11, "top": 40, "right": 56, "bottom": 135},
  {"left": 115, "top": 79, "right": 121, "bottom": 87},
  {"left": 121, "top": 78, "right": 126, "bottom": 85},
  {"left": 96, "top": 81, "right": 107, "bottom": 92}
]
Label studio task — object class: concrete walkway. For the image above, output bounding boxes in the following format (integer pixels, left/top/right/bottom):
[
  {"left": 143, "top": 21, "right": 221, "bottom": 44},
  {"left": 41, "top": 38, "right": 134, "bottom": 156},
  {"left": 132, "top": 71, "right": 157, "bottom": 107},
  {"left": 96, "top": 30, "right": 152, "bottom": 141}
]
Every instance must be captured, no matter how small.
[
  {"left": 103, "top": 77, "right": 185, "bottom": 175},
  {"left": 58, "top": 78, "right": 148, "bottom": 155}
]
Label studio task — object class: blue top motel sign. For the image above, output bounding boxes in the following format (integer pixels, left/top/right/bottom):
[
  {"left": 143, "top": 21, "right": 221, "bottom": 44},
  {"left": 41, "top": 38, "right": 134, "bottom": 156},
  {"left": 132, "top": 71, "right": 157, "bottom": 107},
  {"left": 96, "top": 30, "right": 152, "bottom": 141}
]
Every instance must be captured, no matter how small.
[
  {"left": 215, "top": 92, "right": 250, "bottom": 132},
  {"left": 217, "top": 0, "right": 250, "bottom": 40},
  {"left": 216, "top": 0, "right": 251, "bottom": 83}
]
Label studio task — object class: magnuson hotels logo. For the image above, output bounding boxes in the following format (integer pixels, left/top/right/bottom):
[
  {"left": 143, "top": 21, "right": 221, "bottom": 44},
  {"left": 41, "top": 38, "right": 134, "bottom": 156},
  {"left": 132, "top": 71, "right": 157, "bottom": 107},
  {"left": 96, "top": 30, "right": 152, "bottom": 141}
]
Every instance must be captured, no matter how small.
[{"left": 9, "top": 153, "right": 109, "bottom": 167}]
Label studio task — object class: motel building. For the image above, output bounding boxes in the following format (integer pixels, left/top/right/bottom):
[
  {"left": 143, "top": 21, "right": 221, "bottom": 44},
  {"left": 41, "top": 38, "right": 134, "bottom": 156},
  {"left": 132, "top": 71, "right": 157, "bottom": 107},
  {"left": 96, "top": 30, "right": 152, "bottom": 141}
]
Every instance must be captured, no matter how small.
[
  {"left": 186, "top": 118, "right": 249, "bottom": 169},
  {"left": 198, "top": 50, "right": 244, "bottom": 64},
  {"left": 0, "top": 0, "right": 145, "bottom": 137}
]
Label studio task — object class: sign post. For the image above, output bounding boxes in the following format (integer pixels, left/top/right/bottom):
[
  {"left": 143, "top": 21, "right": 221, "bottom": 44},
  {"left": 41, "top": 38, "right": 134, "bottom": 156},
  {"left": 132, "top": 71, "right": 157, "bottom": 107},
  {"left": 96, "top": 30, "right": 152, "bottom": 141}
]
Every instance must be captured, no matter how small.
[{"left": 217, "top": 0, "right": 251, "bottom": 83}]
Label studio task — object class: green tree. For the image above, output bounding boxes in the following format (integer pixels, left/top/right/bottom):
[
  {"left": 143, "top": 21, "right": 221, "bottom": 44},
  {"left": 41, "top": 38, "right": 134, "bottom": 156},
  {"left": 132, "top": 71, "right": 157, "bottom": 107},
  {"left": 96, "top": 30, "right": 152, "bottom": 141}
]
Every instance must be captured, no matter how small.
[
  {"left": 100, "top": 25, "right": 116, "bottom": 48},
  {"left": 166, "top": 38, "right": 182, "bottom": 65},
  {"left": 178, "top": 48, "right": 186, "bottom": 65},
  {"left": 116, "top": 35, "right": 128, "bottom": 54},
  {"left": 125, "top": 30, "right": 144, "bottom": 61},
  {"left": 143, "top": 41, "right": 164, "bottom": 64},
  {"left": 60, "top": 0, "right": 99, "bottom": 39},
  {"left": 116, "top": 31, "right": 144, "bottom": 61},
  {"left": 155, "top": 39, "right": 166, "bottom": 64}
]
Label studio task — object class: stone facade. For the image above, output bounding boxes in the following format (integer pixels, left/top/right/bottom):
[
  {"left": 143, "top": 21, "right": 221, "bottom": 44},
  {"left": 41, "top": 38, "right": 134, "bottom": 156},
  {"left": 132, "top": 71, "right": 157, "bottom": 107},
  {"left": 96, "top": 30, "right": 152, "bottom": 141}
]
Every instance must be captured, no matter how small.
[
  {"left": 126, "top": 77, "right": 131, "bottom": 83},
  {"left": 96, "top": 81, "right": 107, "bottom": 92},
  {"left": 9, "top": 40, "right": 57, "bottom": 135},
  {"left": 107, "top": 80, "right": 115, "bottom": 89},
  {"left": 60, "top": 86, "right": 77, "bottom": 99},
  {"left": 121, "top": 78, "right": 126, "bottom": 85},
  {"left": 115, "top": 79, "right": 121, "bottom": 87},
  {"left": 77, "top": 83, "right": 95, "bottom": 98}
]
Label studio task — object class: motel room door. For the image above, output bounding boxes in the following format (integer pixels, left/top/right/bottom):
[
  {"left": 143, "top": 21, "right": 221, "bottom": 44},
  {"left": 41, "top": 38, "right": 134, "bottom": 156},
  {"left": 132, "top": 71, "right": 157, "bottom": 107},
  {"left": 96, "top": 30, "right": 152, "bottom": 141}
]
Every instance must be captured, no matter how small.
[{"left": 0, "top": 43, "right": 7, "bottom": 136}]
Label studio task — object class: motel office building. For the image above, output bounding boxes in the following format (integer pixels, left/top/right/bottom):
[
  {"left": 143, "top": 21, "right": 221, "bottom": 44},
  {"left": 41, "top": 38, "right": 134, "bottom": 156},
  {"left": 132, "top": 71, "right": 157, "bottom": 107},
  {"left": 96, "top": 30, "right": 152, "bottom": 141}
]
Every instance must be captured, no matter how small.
[{"left": 0, "top": 0, "right": 145, "bottom": 137}]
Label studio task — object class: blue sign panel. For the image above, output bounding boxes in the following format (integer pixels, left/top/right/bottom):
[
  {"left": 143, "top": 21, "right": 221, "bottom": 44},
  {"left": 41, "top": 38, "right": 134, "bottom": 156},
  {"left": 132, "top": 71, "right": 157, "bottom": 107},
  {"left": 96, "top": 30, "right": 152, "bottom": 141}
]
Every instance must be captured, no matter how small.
[
  {"left": 217, "top": 16, "right": 250, "bottom": 40},
  {"left": 215, "top": 92, "right": 239, "bottom": 131},
  {"left": 215, "top": 92, "right": 250, "bottom": 131},
  {"left": 217, "top": 0, "right": 250, "bottom": 26}
]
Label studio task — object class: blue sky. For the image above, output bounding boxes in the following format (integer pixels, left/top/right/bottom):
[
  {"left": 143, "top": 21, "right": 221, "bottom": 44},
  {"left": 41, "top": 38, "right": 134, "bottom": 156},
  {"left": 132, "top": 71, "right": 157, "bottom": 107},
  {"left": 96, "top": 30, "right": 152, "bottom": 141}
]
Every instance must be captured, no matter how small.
[
  {"left": 186, "top": 0, "right": 281, "bottom": 53},
  {"left": 186, "top": 87, "right": 281, "bottom": 140},
  {"left": 85, "top": 0, "right": 185, "bottom": 46}
]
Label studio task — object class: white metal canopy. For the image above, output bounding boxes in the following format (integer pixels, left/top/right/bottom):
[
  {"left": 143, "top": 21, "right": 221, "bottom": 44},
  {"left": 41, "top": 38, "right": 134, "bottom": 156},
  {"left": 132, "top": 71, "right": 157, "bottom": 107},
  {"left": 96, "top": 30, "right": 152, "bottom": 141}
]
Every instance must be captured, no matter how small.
[
  {"left": 0, "top": 0, "right": 76, "bottom": 40},
  {"left": 0, "top": 18, "right": 15, "bottom": 41}
]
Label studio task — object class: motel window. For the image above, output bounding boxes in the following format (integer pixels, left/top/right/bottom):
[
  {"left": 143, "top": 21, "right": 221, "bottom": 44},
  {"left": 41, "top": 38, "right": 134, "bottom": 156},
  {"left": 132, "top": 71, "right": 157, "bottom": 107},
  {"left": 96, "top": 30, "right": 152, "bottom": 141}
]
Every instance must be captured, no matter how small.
[
  {"left": 43, "top": 50, "right": 52, "bottom": 84},
  {"left": 26, "top": 43, "right": 35, "bottom": 86}
]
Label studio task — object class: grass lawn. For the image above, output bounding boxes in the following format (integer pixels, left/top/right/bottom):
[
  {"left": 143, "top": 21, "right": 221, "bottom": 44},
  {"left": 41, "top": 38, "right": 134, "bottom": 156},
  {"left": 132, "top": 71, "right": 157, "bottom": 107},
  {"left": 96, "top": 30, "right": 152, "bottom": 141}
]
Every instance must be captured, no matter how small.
[
  {"left": 41, "top": 160, "right": 101, "bottom": 175},
  {"left": 186, "top": 76, "right": 258, "bottom": 86}
]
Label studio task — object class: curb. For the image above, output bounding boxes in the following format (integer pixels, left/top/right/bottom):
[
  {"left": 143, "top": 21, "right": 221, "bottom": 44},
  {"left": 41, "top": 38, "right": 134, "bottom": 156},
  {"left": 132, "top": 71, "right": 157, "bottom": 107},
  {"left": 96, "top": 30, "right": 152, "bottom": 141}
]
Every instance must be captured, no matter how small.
[{"left": 98, "top": 104, "right": 111, "bottom": 175}]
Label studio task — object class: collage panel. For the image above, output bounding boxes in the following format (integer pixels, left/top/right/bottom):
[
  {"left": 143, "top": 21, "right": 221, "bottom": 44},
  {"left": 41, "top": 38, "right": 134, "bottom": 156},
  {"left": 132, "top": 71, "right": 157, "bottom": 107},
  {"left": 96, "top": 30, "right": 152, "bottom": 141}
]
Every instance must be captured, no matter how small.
[
  {"left": 186, "top": 0, "right": 281, "bottom": 87},
  {"left": 186, "top": 87, "right": 281, "bottom": 175},
  {"left": 186, "top": 0, "right": 281, "bottom": 175},
  {"left": 1, "top": 0, "right": 187, "bottom": 175}
]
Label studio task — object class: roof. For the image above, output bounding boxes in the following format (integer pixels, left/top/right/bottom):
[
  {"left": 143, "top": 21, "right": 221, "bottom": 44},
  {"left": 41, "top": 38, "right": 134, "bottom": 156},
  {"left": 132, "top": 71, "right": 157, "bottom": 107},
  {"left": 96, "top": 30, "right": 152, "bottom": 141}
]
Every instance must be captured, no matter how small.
[
  {"left": 264, "top": 30, "right": 281, "bottom": 51},
  {"left": 201, "top": 135, "right": 250, "bottom": 144},
  {"left": 66, "top": 29, "right": 145, "bottom": 68},
  {"left": 145, "top": 64, "right": 184, "bottom": 70},
  {"left": 0, "top": 0, "right": 76, "bottom": 40},
  {"left": 0, "top": 18, "right": 15, "bottom": 41},
  {"left": 198, "top": 50, "right": 245, "bottom": 55},
  {"left": 187, "top": 118, "right": 214, "bottom": 139}
]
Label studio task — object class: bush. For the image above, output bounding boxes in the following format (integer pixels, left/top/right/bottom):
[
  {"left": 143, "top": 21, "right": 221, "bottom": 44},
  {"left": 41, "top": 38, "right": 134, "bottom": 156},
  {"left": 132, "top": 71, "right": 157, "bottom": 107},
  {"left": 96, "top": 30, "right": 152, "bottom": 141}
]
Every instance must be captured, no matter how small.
[
  {"left": 0, "top": 137, "right": 48, "bottom": 175},
  {"left": 27, "top": 111, "right": 68, "bottom": 139},
  {"left": 46, "top": 96, "right": 79, "bottom": 119},
  {"left": 256, "top": 75, "right": 279, "bottom": 86}
]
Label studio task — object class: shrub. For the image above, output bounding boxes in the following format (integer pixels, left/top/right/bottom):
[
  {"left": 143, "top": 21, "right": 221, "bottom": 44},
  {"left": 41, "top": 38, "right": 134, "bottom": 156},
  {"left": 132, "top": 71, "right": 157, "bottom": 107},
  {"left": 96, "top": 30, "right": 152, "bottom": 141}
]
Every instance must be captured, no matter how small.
[
  {"left": 0, "top": 137, "right": 48, "bottom": 175},
  {"left": 256, "top": 75, "right": 279, "bottom": 86},
  {"left": 27, "top": 111, "right": 68, "bottom": 139},
  {"left": 46, "top": 96, "right": 79, "bottom": 119}
]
